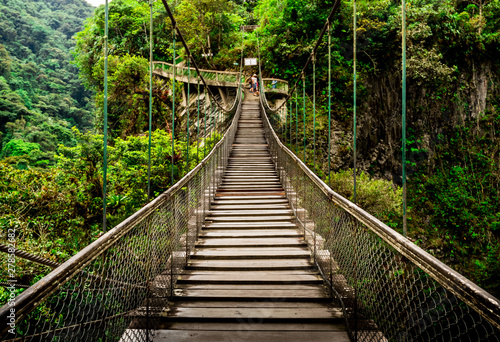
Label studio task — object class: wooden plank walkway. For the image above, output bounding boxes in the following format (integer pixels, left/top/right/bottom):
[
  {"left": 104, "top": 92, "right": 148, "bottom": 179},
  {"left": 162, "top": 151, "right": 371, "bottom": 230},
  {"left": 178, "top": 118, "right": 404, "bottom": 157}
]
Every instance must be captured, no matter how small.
[{"left": 151, "top": 97, "right": 350, "bottom": 341}]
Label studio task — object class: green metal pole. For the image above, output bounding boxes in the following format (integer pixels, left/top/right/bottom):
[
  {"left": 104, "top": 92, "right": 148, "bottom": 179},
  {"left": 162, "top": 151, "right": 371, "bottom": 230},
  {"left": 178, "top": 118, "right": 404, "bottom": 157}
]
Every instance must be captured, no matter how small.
[
  {"left": 102, "top": 0, "right": 109, "bottom": 232},
  {"left": 295, "top": 89, "right": 299, "bottom": 155},
  {"left": 147, "top": 0, "right": 153, "bottom": 201},
  {"left": 171, "top": 30, "right": 176, "bottom": 185},
  {"left": 353, "top": 1, "right": 357, "bottom": 204},
  {"left": 186, "top": 57, "right": 190, "bottom": 174},
  {"left": 313, "top": 54, "right": 316, "bottom": 173},
  {"left": 402, "top": 0, "right": 407, "bottom": 236},
  {"left": 328, "top": 22, "right": 332, "bottom": 187},
  {"left": 196, "top": 78, "right": 200, "bottom": 164},
  {"left": 302, "top": 74, "right": 306, "bottom": 163},
  {"left": 289, "top": 99, "right": 292, "bottom": 148},
  {"left": 203, "top": 88, "right": 207, "bottom": 158},
  {"left": 283, "top": 98, "right": 288, "bottom": 146}
]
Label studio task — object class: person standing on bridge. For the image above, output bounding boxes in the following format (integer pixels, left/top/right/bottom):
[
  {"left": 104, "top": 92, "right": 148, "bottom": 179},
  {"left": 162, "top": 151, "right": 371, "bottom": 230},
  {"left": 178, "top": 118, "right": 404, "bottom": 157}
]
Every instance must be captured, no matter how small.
[
  {"left": 251, "top": 74, "right": 259, "bottom": 96},
  {"left": 247, "top": 75, "right": 254, "bottom": 94}
]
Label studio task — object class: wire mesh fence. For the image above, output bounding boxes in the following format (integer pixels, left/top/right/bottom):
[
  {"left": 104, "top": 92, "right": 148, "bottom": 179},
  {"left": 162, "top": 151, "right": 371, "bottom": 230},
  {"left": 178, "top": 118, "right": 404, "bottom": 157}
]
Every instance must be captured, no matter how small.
[
  {"left": 261, "top": 78, "right": 288, "bottom": 94},
  {"left": 260, "top": 100, "right": 500, "bottom": 342},
  {"left": 0, "top": 89, "right": 242, "bottom": 341},
  {"left": 153, "top": 61, "right": 243, "bottom": 85}
]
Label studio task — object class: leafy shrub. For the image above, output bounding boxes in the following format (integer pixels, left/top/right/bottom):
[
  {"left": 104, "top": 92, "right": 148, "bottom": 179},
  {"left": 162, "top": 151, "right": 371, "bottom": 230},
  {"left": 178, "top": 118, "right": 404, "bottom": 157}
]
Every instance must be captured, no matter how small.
[{"left": 329, "top": 169, "right": 402, "bottom": 221}]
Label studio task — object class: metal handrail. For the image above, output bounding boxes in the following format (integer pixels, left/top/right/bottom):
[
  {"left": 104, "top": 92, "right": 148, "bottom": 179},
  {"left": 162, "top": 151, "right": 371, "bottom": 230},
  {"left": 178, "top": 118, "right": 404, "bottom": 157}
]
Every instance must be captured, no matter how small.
[{"left": 259, "top": 100, "right": 500, "bottom": 331}]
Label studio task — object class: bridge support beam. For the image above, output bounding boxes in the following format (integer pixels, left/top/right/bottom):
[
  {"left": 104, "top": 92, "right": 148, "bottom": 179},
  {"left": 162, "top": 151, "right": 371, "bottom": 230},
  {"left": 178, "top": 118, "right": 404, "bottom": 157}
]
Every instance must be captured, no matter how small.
[{"left": 218, "top": 87, "right": 228, "bottom": 107}]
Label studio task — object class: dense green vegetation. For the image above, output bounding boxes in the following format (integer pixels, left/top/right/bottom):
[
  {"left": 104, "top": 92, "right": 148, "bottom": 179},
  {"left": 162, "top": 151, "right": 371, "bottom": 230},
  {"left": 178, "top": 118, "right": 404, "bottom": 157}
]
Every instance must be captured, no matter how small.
[
  {"left": 1, "top": 0, "right": 499, "bottom": 300},
  {"left": 0, "top": 0, "right": 234, "bottom": 295},
  {"left": 254, "top": 0, "right": 500, "bottom": 295},
  {"left": 0, "top": 0, "right": 95, "bottom": 166}
]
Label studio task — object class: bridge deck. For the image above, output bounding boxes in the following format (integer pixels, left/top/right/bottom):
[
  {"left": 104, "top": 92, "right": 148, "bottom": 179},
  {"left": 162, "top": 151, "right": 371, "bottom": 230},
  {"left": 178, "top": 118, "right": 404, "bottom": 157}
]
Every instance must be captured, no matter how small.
[{"left": 151, "top": 97, "right": 349, "bottom": 341}]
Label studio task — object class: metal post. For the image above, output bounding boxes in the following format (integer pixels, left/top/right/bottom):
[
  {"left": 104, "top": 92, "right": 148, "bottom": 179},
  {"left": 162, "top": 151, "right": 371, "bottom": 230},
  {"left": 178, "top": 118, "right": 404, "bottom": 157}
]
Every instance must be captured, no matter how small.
[
  {"left": 147, "top": 0, "right": 153, "bottom": 201},
  {"left": 402, "top": 0, "right": 407, "bottom": 236},
  {"left": 204, "top": 88, "right": 207, "bottom": 158},
  {"left": 171, "top": 29, "right": 176, "bottom": 185},
  {"left": 196, "top": 78, "right": 200, "bottom": 164},
  {"left": 353, "top": 1, "right": 357, "bottom": 204},
  {"left": 328, "top": 22, "right": 332, "bottom": 187},
  {"left": 295, "top": 88, "right": 298, "bottom": 154},
  {"left": 186, "top": 57, "right": 190, "bottom": 175},
  {"left": 289, "top": 99, "right": 292, "bottom": 147},
  {"left": 102, "top": 0, "right": 109, "bottom": 233},
  {"left": 312, "top": 53, "right": 316, "bottom": 173},
  {"left": 302, "top": 74, "right": 306, "bottom": 163}
]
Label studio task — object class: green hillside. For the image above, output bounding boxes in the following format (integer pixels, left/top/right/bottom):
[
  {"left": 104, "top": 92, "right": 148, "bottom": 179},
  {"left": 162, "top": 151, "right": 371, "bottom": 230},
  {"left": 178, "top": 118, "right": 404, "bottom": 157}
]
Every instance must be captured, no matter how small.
[{"left": 0, "top": 0, "right": 95, "bottom": 167}]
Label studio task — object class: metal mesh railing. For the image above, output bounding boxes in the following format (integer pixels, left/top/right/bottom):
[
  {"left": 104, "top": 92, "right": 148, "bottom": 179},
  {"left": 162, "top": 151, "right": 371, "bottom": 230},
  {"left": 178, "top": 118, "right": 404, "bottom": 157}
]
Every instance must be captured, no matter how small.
[
  {"left": 261, "top": 78, "right": 288, "bottom": 94},
  {"left": 260, "top": 100, "right": 500, "bottom": 342},
  {"left": 153, "top": 61, "right": 244, "bottom": 87},
  {"left": 0, "top": 88, "right": 242, "bottom": 341}
]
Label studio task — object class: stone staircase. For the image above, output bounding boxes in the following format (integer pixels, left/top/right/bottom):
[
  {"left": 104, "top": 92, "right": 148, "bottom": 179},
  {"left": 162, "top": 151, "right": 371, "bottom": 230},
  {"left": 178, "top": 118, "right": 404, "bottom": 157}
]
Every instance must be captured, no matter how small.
[{"left": 152, "top": 100, "right": 349, "bottom": 341}]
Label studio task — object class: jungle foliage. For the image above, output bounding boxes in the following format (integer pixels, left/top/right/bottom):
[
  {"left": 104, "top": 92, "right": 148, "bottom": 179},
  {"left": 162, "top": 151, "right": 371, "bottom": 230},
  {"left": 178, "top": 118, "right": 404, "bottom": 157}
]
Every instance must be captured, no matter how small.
[
  {"left": 1, "top": 0, "right": 500, "bottom": 300},
  {"left": 254, "top": 0, "right": 500, "bottom": 295},
  {"left": 0, "top": 0, "right": 95, "bottom": 165}
]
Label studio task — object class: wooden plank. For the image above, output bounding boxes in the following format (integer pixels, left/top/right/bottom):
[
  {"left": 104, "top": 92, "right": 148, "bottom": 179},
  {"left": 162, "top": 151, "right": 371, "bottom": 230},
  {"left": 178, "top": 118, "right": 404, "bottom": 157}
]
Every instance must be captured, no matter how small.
[
  {"left": 215, "top": 192, "right": 286, "bottom": 197},
  {"left": 173, "top": 288, "right": 327, "bottom": 299},
  {"left": 213, "top": 196, "right": 286, "bottom": 200},
  {"left": 170, "top": 300, "right": 328, "bottom": 308},
  {"left": 190, "top": 250, "right": 309, "bottom": 259},
  {"left": 181, "top": 270, "right": 318, "bottom": 276},
  {"left": 155, "top": 322, "right": 346, "bottom": 331},
  {"left": 186, "top": 259, "right": 314, "bottom": 270},
  {"left": 164, "top": 307, "right": 341, "bottom": 320},
  {"left": 152, "top": 330, "right": 350, "bottom": 342},
  {"left": 203, "top": 222, "right": 297, "bottom": 229},
  {"left": 177, "top": 273, "right": 322, "bottom": 284},
  {"left": 212, "top": 199, "right": 289, "bottom": 204},
  {"left": 210, "top": 205, "right": 290, "bottom": 210},
  {"left": 206, "top": 216, "right": 294, "bottom": 222},
  {"left": 196, "top": 238, "right": 305, "bottom": 248},
  {"left": 201, "top": 229, "right": 301, "bottom": 238},
  {"left": 207, "top": 210, "right": 293, "bottom": 216}
]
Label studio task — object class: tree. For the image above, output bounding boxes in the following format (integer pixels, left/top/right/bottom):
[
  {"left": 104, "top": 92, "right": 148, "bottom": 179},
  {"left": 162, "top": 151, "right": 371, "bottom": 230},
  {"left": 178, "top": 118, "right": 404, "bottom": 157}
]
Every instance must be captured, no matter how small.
[{"left": 462, "top": 0, "right": 493, "bottom": 33}]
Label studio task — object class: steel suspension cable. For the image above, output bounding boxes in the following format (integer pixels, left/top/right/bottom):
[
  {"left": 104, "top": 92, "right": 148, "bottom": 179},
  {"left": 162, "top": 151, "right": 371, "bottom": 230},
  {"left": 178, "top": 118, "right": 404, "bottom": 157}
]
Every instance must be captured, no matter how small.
[
  {"left": 353, "top": 0, "right": 357, "bottom": 204},
  {"left": 159, "top": 0, "right": 232, "bottom": 112},
  {"left": 273, "top": 0, "right": 341, "bottom": 112},
  {"left": 147, "top": 0, "right": 153, "bottom": 201},
  {"left": 102, "top": 0, "right": 109, "bottom": 233},
  {"left": 402, "top": 0, "right": 408, "bottom": 236},
  {"left": 171, "top": 29, "right": 176, "bottom": 185}
]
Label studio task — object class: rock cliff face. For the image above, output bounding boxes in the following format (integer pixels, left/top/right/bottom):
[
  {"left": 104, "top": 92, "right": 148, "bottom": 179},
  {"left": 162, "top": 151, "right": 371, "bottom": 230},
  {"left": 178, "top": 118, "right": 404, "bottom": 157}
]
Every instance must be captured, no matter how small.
[{"left": 341, "top": 60, "right": 500, "bottom": 184}]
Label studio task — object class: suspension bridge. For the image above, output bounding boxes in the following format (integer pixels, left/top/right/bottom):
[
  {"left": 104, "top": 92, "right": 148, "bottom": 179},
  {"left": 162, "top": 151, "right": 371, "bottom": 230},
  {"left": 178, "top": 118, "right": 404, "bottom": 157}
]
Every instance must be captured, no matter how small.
[{"left": 1, "top": 0, "right": 500, "bottom": 341}]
